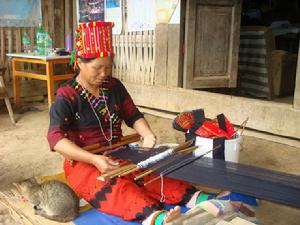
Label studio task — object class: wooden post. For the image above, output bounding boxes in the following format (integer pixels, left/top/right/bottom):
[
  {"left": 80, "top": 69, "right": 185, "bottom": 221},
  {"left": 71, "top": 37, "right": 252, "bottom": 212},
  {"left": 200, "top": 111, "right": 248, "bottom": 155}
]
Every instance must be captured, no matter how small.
[
  {"left": 41, "top": 0, "right": 55, "bottom": 39},
  {"left": 0, "top": 28, "right": 5, "bottom": 63},
  {"left": 7, "top": 28, "right": 13, "bottom": 82},
  {"left": 65, "top": 0, "right": 73, "bottom": 49},
  {"left": 48, "top": 1, "right": 55, "bottom": 42},
  {"left": 15, "top": 28, "right": 22, "bottom": 53},
  {"left": 293, "top": 40, "right": 300, "bottom": 109},
  {"left": 72, "top": 0, "right": 78, "bottom": 38},
  {"left": 41, "top": 0, "right": 48, "bottom": 32},
  {"left": 167, "top": 24, "right": 181, "bottom": 87},
  {"left": 154, "top": 24, "right": 168, "bottom": 86},
  {"left": 54, "top": 0, "right": 65, "bottom": 48},
  {"left": 0, "top": 28, "right": 8, "bottom": 81}
]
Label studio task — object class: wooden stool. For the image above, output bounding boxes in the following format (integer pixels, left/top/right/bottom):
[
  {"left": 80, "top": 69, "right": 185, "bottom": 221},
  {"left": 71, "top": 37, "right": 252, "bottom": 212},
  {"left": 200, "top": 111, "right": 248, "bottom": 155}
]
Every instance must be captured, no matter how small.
[{"left": 0, "top": 67, "right": 16, "bottom": 124}]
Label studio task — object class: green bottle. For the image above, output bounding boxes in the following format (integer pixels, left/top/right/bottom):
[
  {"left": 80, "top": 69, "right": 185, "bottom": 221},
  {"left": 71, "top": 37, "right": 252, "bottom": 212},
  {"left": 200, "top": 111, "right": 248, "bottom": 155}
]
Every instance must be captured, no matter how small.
[{"left": 36, "top": 22, "right": 46, "bottom": 55}]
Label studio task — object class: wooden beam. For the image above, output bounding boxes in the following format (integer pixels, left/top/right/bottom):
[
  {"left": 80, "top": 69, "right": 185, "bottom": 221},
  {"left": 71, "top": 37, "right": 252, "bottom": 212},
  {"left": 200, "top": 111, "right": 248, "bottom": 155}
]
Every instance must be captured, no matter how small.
[
  {"left": 41, "top": 0, "right": 55, "bottom": 41},
  {"left": 15, "top": 29, "right": 22, "bottom": 53},
  {"left": 72, "top": 0, "right": 78, "bottom": 38},
  {"left": 0, "top": 28, "right": 5, "bottom": 63},
  {"left": 167, "top": 24, "right": 181, "bottom": 87},
  {"left": 154, "top": 24, "right": 168, "bottom": 85},
  {"left": 123, "top": 82, "right": 300, "bottom": 138},
  {"left": 293, "top": 40, "right": 300, "bottom": 109},
  {"left": 54, "top": 0, "right": 65, "bottom": 48},
  {"left": 41, "top": 0, "right": 49, "bottom": 32},
  {"left": 65, "top": 0, "right": 73, "bottom": 49},
  {"left": 48, "top": 1, "right": 55, "bottom": 42}
]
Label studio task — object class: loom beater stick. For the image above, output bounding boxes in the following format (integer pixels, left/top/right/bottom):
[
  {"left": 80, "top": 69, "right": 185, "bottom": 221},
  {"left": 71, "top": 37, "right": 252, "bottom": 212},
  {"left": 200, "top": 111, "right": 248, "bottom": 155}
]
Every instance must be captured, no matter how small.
[{"left": 89, "top": 135, "right": 141, "bottom": 154}]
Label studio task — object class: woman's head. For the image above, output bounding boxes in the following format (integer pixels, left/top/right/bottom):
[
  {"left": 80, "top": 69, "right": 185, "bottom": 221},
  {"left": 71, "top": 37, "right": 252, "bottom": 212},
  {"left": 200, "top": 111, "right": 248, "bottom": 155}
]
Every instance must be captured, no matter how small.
[
  {"left": 72, "top": 22, "right": 114, "bottom": 71},
  {"left": 77, "top": 56, "right": 112, "bottom": 86}
]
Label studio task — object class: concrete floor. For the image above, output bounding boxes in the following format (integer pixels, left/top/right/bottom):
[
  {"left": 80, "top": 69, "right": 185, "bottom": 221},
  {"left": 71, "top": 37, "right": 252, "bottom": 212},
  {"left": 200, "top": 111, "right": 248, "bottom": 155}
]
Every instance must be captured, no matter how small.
[{"left": 0, "top": 103, "right": 300, "bottom": 224}]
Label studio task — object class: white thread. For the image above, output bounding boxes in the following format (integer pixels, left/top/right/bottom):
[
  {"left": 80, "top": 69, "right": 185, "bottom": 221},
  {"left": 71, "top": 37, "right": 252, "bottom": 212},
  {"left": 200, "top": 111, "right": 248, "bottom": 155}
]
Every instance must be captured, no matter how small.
[
  {"left": 160, "top": 174, "right": 165, "bottom": 203},
  {"left": 137, "top": 149, "right": 174, "bottom": 169}
]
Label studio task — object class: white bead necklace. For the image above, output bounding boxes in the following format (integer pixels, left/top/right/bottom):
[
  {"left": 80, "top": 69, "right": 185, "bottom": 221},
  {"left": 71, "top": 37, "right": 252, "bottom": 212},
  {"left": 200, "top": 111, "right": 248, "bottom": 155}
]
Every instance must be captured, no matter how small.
[{"left": 83, "top": 86, "right": 113, "bottom": 148}]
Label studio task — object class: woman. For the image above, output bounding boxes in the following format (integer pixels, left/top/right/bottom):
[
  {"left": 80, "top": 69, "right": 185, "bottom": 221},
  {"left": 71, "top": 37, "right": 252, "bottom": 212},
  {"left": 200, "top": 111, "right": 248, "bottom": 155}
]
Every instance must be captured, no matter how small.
[{"left": 47, "top": 22, "right": 201, "bottom": 225}]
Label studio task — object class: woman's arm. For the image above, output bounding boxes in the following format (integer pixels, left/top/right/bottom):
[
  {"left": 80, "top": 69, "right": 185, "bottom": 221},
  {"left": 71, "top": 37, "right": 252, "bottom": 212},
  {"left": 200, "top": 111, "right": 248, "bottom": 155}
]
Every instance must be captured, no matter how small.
[
  {"left": 132, "top": 118, "right": 156, "bottom": 148},
  {"left": 54, "top": 138, "right": 119, "bottom": 173}
]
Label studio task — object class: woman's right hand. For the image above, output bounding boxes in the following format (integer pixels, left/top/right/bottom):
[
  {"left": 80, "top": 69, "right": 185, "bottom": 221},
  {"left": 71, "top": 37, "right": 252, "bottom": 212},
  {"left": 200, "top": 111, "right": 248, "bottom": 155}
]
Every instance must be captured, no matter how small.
[{"left": 90, "top": 155, "right": 120, "bottom": 174}]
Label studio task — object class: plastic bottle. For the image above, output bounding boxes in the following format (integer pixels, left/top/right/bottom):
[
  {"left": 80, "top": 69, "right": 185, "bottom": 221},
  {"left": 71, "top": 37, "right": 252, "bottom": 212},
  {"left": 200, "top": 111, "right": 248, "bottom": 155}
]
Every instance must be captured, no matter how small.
[
  {"left": 36, "top": 22, "right": 46, "bottom": 55},
  {"left": 44, "top": 32, "right": 53, "bottom": 55},
  {"left": 22, "top": 32, "right": 31, "bottom": 53},
  {"left": 65, "top": 33, "right": 72, "bottom": 52}
]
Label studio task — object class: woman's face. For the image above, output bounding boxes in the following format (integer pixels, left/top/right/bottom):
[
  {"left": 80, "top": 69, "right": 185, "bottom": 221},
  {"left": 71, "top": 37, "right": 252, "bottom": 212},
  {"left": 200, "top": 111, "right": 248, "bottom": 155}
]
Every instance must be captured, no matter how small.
[{"left": 78, "top": 56, "right": 112, "bottom": 86}]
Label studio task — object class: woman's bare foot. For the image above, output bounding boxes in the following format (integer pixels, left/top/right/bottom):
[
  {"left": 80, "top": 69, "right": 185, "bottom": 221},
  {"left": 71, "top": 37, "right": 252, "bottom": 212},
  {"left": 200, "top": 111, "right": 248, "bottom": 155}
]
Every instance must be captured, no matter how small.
[{"left": 164, "top": 206, "right": 181, "bottom": 224}]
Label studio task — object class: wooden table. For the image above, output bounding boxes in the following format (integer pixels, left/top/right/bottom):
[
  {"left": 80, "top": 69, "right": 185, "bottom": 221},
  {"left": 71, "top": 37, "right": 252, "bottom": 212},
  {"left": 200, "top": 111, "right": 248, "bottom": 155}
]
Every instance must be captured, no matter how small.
[{"left": 7, "top": 53, "right": 73, "bottom": 108}]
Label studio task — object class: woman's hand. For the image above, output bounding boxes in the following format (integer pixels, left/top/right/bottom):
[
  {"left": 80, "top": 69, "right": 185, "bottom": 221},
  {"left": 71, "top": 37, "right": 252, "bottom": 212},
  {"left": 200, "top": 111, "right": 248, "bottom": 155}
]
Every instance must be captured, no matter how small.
[
  {"left": 142, "top": 134, "right": 157, "bottom": 148},
  {"left": 90, "top": 155, "right": 120, "bottom": 174}
]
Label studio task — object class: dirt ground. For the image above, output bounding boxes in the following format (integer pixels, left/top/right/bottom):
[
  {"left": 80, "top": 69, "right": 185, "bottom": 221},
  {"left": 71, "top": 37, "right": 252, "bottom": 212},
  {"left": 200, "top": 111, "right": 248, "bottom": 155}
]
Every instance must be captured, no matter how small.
[{"left": 0, "top": 103, "right": 300, "bottom": 225}]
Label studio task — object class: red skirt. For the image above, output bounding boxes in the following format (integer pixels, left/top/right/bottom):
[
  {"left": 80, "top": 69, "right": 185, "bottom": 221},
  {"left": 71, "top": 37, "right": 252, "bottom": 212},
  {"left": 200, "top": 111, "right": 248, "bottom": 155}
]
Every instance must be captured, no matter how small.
[{"left": 64, "top": 159, "right": 195, "bottom": 221}]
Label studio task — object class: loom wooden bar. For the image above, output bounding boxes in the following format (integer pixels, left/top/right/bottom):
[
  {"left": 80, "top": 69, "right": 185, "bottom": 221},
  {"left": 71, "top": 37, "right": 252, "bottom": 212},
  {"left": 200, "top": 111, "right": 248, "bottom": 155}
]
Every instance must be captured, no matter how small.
[
  {"left": 89, "top": 136, "right": 141, "bottom": 154},
  {"left": 97, "top": 164, "right": 136, "bottom": 181},
  {"left": 83, "top": 133, "right": 140, "bottom": 151}
]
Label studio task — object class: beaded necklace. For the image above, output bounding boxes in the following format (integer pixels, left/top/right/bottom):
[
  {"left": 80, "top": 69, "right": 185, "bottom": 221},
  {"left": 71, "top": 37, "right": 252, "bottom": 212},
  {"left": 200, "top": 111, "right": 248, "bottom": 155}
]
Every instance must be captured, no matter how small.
[
  {"left": 88, "top": 88, "right": 113, "bottom": 146},
  {"left": 72, "top": 79, "right": 114, "bottom": 147}
]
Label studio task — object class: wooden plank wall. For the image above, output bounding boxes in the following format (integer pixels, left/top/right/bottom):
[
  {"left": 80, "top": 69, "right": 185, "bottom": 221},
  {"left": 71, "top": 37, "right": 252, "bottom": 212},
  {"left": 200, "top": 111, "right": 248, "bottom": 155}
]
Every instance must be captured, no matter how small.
[
  {"left": 0, "top": 0, "right": 75, "bottom": 82},
  {"left": 154, "top": 24, "right": 181, "bottom": 87}
]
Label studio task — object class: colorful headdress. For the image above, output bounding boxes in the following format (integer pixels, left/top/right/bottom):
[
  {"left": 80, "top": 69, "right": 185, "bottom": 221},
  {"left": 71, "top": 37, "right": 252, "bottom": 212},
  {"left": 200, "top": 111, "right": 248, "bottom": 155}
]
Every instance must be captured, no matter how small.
[{"left": 71, "top": 21, "right": 114, "bottom": 67}]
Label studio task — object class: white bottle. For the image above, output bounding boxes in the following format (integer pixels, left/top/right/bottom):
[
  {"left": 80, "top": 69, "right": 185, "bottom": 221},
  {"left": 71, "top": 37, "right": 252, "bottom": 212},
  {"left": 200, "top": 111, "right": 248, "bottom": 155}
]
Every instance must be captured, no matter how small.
[{"left": 44, "top": 32, "right": 53, "bottom": 55}]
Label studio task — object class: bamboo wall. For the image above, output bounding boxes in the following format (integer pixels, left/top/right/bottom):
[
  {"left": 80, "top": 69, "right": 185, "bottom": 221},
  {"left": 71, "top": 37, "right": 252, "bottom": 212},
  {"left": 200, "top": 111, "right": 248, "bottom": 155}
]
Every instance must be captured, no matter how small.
[{"left": 113, "top": 31, "right": 155, "bottom": 86}]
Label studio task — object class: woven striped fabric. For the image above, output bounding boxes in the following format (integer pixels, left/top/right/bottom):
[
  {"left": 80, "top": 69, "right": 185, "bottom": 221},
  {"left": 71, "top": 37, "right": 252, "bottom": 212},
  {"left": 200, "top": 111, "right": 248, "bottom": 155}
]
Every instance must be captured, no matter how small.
[{"left": 238, "top": 30, "right": 271, "bottom": 98}]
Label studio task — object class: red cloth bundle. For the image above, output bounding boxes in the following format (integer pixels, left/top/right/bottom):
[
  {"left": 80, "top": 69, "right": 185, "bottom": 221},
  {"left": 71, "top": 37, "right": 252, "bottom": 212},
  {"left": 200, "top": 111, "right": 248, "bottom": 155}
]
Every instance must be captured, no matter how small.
[{"left": 194, "top": 114, "right": 235, "bottom": 139}]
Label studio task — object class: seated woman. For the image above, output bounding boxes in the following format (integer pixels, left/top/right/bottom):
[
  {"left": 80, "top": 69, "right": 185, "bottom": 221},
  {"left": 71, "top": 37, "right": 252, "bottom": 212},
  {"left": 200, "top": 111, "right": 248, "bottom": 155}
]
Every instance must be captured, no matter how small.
[{"left": 47, "top": 21, "right": 201, "bottom": 225}]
